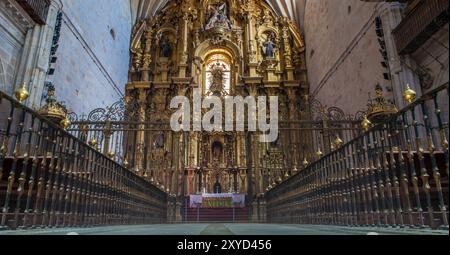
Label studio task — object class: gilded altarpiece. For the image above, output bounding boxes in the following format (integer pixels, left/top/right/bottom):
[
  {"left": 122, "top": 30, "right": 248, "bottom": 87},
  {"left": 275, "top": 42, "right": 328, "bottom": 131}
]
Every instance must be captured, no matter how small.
[{"left": 126, "top": 0, "right": 309, "bottom": 214}]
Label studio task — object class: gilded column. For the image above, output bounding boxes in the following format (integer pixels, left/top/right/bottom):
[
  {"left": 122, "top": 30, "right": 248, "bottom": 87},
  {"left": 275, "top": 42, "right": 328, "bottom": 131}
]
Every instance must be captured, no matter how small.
[
  {"left": 141, "top": 24, "right": 152, "bottom": 82},
  {"left": 245, "top": 1, "right": 258, "bottom": 76},
  {"left": 136, "top": 88, "right": 147, "bottom": 175},
  {"left": 282, "top": 21, "right": 294, "bottom": 81},
  {"left": 179, "top": 1, "right": 196, "bottom": 78}
]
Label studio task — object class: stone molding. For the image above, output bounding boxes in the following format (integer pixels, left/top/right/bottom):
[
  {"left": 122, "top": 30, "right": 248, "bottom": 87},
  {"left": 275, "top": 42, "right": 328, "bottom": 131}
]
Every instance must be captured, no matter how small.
[{"left": 0, "top": 0, "right": 35, "bottom": 33}]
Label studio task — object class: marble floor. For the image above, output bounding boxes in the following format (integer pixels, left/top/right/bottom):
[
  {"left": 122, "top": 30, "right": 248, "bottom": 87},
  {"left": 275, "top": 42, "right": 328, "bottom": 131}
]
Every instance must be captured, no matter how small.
[{"left": 0, "top": 224, "right": 448, "bottom": 235}]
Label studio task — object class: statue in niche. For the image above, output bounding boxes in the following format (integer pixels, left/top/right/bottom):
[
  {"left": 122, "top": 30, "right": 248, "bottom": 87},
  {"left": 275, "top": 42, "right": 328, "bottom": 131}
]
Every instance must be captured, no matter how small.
[
  {"left": 214, "top": 180, "right": 222, "bottom": 194},
  {"left": 205, "top": 3, "right": 232, "bottom": 30},
  {"left": 212, "top": 141, "right": 223, "bottom": 161},
  {"left": 153, "top": 132, "right": 165, "bottom": 149},
  {"left": 262, "top": 32, "right": 277, "bottom": 58},
  {"left": 158, "top": 34, "right": 172, "bottom": 58},
  {"left": 208, "top": 63, "right": 227, "bottom": 96}
]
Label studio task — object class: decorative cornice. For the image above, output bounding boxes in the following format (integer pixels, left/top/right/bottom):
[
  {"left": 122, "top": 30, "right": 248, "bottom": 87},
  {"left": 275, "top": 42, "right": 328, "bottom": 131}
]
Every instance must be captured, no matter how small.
[{"left": 1, "top": 0, "right": 35, "bottom": 32}]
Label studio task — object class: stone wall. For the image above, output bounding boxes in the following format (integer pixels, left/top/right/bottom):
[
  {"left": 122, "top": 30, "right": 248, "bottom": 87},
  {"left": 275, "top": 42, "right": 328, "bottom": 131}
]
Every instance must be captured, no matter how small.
[
  {"left": 48, "top": 0, "right": 133, "bottom": 115},
  {"left": 303, "top": 0, "right": 388, "bottom": 115},
  {"left": 0, "top": 0, "right": 32, "bottom": 95}
]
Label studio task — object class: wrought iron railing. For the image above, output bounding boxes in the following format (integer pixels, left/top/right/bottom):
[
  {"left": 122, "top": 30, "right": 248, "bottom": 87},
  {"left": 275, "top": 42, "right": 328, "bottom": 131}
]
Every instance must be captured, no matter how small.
[
  {"left": 16, "top": 0, "right": 51, "bottom": 25},
  {"left": 0, "top": 90, "right": 167, "bottom": 230},
  {"left": 266, "top": 83, "right": 449, "bottom": 229},
  {"left": 66, "top": 107, "right": 363, "bottom": 192}
]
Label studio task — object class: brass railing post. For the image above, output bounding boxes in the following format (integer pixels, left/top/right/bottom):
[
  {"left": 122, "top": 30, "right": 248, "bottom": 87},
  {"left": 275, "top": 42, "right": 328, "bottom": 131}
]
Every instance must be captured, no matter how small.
[
  {"left": 410, "top": 106, "right": 433, "bottom": 227},
  {"left": 0, "top": 104, "right": 15, "bottom": 191},
  {"left": 401, "top": 112, "right": 425, "bottom": 227},
  {"left": 23, "top": 121, "right": 44, "bottom": 228},
  {"left": 421, "top": 100, "right": 448, "bottom": 228},
  {"left": 1, "top": 106, "right": 27, "bottom": 228},
  {"left": 432, "top": 94, "right": 449, "bottom": 229},
  {"left": 386, "top": 121, "right": 404, "bottom": 227},
  {"left": 14, "top": 115, "right": 35, "bottom": 227}
]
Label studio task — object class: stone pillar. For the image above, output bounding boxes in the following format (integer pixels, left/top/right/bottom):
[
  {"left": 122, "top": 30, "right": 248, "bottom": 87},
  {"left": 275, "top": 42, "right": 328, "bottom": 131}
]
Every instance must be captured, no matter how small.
[
  {"left": 18, "top": 0, "right": 62, "bottom": 109},
  {"left": 378, "top": 2, "right": 422, "bottom": 110}
]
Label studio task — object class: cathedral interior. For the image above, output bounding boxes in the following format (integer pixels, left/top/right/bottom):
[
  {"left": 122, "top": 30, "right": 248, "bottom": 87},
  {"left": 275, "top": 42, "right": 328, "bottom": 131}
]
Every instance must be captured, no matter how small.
[{"left": 0, "top": 0, "right": 448, "bottom": 235}]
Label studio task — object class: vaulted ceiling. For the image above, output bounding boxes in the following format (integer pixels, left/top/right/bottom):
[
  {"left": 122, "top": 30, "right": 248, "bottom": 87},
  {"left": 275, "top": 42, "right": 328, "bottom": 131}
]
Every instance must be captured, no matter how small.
[{"left": 130, "top": 0, "right": 306, "bottom": 28}]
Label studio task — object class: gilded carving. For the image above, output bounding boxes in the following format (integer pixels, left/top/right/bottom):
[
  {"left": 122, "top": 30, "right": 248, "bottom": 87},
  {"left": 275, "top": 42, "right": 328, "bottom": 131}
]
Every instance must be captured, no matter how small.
[{"left": 125, "top": 0, "right": 309, "bottom": 199}]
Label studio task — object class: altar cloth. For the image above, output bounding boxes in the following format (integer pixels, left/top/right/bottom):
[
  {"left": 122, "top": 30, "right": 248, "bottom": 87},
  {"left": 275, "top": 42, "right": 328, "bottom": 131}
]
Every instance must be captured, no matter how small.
[{"left": 189, "top": 194, "right": 246, "bottom": 208}]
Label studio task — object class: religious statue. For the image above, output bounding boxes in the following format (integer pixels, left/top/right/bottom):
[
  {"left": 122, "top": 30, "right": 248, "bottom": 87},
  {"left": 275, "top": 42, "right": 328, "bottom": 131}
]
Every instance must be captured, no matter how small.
[
  {"left": 153, "top": 132, "right": 165, "bottom": 149},
  {"left": 262, "top": 33, "right": 277, "bottom": 58},
  {"left": 159, "top": 34, "right": 172, "bottom": 58},
  {"left": 205, "top": 3, "right": 232, "bottom": 30},
  {"left": 214, "top": 180, "right": 222, "bottom": 194},
  {"left": 212, "top": 142, "right": 223, "bottom": 161},
  {"left": 208, "top": 63, "right": 227, "bottom": 95}
]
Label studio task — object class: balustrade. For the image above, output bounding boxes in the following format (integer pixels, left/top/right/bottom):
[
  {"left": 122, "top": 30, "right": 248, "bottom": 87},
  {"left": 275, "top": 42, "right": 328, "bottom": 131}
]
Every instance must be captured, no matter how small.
[
  {"left": 0, "top": 90, "right": 167, "bottom": 230},
  {"left": 267, "top": 83, "right": 449, "bottom": 229}
]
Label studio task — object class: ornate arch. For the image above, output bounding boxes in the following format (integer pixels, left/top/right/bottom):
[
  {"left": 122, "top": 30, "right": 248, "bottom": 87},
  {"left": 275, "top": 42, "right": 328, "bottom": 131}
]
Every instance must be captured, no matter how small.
[
  {"left": 257, "top": 27, "right": 280, "bottom": 39},
  {"left": 194, "top": 38, "right": 242, "bottom": 60},
  {"left": 193, "top": 38, "right": 242, "bottom": 93}
]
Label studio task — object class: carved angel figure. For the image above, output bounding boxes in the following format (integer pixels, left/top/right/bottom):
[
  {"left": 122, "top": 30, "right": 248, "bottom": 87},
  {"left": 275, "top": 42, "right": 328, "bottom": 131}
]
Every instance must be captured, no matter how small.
[{"left": 205, "top": 3, "right": 232, "bottom": 30}]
